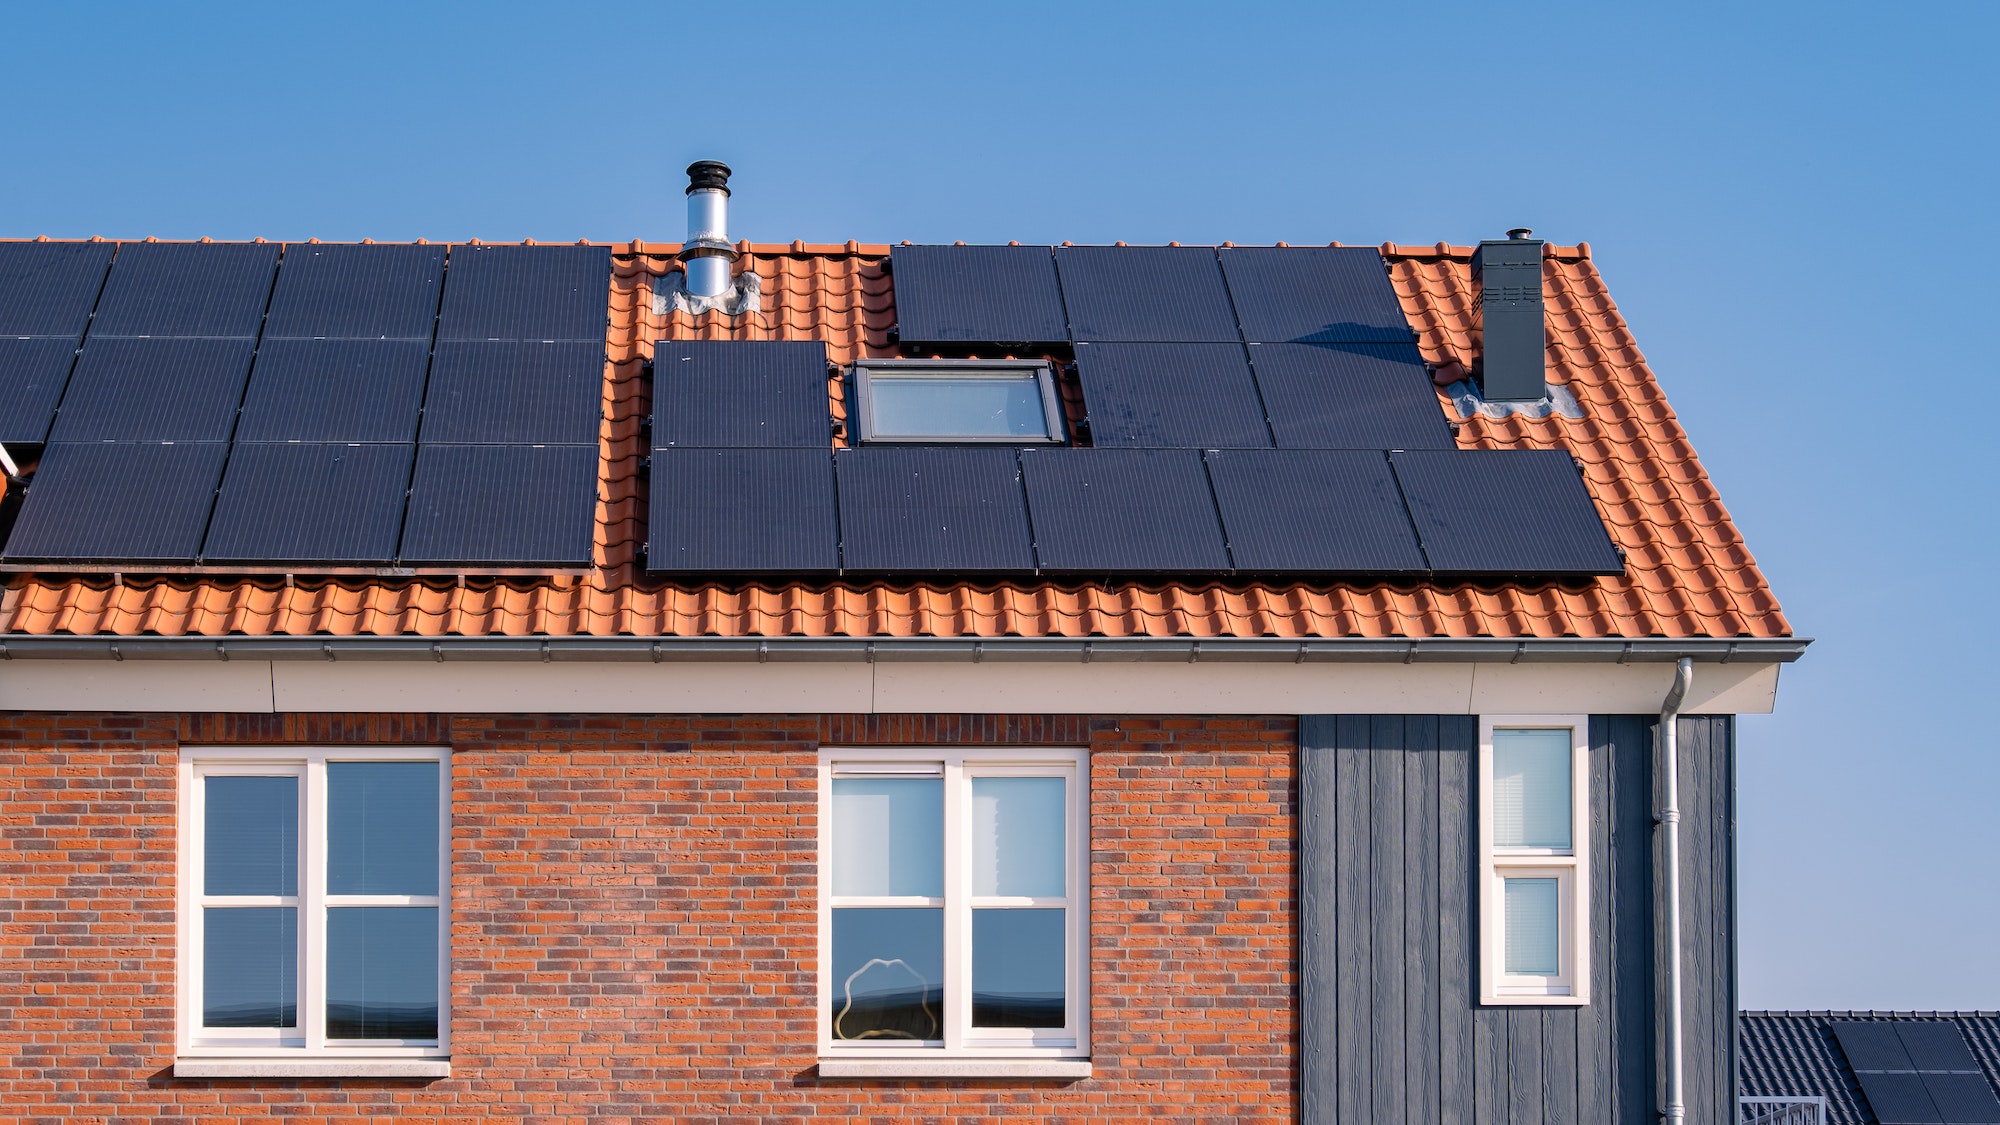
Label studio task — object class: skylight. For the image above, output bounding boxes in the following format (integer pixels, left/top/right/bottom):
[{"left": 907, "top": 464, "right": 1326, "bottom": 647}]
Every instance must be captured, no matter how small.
[{"left": 852, "top": 360, "right": 1063, "bottom": 443}]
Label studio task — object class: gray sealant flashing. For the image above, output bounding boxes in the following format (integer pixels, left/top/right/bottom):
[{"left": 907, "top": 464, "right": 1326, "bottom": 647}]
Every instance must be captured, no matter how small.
[
  {"left": 1444, "top": 378, "right": 1585, "bottom": 421},
  {"left": 654, "top": 268, "right": 761, "bottom": 316}
]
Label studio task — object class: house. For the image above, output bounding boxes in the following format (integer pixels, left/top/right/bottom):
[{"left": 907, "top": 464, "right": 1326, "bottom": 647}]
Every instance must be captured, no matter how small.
[
  {"left": 0, "top": 162, "right": 1803, "bottom": 1120},
  {"left": 1740, "top": 1011, "right": 2000, "bottom": 1124}
]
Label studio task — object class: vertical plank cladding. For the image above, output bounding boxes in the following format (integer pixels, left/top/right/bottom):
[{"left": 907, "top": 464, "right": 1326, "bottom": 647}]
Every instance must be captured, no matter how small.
[{"left": 1298, "top": 714, "right": 1737, "bottom": 1124}]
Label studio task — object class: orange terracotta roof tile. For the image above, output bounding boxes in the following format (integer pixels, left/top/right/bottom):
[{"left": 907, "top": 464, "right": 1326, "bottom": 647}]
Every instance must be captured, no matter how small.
[{"left": 0, "top": 239, "right": 1789, "bottom": 640}]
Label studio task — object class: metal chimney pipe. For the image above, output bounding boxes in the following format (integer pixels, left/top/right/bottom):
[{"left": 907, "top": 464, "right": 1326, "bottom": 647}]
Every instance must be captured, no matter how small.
[{"left": 681, "top": 160, "right": 736, "bottom": 299}]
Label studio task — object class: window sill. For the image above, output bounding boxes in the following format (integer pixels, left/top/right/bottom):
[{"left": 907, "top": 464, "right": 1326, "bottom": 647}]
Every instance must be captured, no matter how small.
[
  {"left": 817, "top": 1058, "right": 1091, "bottom": 1080},
  {"left": 173, "top": 1056, "right": 451, "bottom": 1079}
]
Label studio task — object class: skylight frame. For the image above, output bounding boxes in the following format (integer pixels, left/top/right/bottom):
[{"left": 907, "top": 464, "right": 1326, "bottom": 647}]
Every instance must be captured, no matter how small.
[{"left": 851, "top": 359, "right": 1064, "bottom": 445}]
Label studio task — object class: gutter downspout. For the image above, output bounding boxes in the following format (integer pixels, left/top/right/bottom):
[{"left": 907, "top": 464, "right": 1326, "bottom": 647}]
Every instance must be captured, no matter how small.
[{"left": 1657, "top": 655, "right": 1694, "bottom": 1123}]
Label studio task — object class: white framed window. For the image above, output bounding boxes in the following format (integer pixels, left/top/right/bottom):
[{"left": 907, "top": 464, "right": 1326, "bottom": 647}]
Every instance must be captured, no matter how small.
[
  {"left": 851, "top": 359, "right": 1064, "bottom": 443},
  {"left": 1479, "top": 716, "right": 1590, "bottom": 1005},
  {"left": 817, "top": 746, "right": 1087, "bottom": 1061},
  {"left": 177, "top": 746, "right": 449, "bottom": 1065}
]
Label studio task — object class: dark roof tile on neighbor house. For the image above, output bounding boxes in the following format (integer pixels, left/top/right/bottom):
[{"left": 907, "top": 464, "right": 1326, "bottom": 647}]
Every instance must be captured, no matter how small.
[{"left": 0, "top": 237, "right": 1791, "bottom": 640}]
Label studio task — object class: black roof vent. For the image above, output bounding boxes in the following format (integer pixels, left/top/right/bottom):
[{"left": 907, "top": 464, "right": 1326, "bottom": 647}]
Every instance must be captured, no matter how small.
[{"left": 1471, "top": 231, "right": 1546, "bottom": 402}]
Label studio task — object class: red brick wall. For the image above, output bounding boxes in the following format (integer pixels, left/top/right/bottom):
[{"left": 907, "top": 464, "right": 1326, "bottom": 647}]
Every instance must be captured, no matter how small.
[{"left": 0, "top": 710, "right": 1295, "bottom": 1121}]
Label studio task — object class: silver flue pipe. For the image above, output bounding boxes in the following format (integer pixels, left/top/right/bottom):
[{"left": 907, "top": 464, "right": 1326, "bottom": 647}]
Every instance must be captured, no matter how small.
[{"left": 681, "top": 160, "right": 735, "bottom": 298}]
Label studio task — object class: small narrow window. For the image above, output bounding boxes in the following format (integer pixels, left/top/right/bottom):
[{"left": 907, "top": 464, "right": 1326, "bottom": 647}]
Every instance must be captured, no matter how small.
[
  {"left": 1479, "top": 717, "right": 1589, "bottom": 1005},
  {"left": 852, "top": 360, "right": 1063, "bottom": 443}
]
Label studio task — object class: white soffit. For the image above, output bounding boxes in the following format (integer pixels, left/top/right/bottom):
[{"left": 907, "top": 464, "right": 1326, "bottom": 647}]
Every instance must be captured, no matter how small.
[{"left": 0, "top": 658, "right": 1783, "bottom": 715}]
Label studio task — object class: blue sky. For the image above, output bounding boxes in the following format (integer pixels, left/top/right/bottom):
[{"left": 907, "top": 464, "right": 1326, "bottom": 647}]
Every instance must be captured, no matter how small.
[{"left": 3, "top": 1, "right": 1994, "bottom": 1008}]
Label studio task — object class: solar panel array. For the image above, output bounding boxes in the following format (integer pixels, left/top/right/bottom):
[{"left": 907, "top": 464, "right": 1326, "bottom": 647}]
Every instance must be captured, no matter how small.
[
  {"left": 0, "top": 241, "right": 610, "bottom": 567},
  {"left": 1832, "top": 1021, "right": 2000, "bottom": 1124}
]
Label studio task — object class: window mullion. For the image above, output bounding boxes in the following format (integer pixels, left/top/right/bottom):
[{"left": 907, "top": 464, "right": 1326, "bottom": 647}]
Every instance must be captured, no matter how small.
[
  {"left": 301, "top": 755, "right": 326, "bottom": 1052},
  {"left": 942, "top": 757, "right": 967, "bottom": 1053}
]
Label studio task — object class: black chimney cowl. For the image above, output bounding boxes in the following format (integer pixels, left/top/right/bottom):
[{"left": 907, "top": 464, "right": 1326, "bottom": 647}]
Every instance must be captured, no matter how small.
[
  {"left": 686, "top": 160, "right": 733, "bottom": 196},
  {"left": 1471, "top": 232, "right": 1547, "bottom": 402}
]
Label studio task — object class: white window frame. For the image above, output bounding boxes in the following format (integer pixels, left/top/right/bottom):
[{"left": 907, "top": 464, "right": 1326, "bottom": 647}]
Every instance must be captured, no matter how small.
[
  {"left": 176, "top": 746, "right": 450, "bottom": 1062},
  {"left": 817, "top": 746, "right": 1088, "bottom": 1061},
  {"left": 850, "top": 359, "right": 1065, "bottom": 443},
  {"left": 1478, "top": 716, "right": 1590, "bottom": 1006}
]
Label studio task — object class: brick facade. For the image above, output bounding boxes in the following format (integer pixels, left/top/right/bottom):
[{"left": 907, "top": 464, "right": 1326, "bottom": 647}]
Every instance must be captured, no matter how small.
[{"left": 0, "top": 711, "right": 1296, "bottom": 1121}]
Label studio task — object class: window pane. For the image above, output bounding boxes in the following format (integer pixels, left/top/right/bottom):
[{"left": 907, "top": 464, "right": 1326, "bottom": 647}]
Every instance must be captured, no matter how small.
[
  {"left": 831, "top": 777, "right": 943, "bottom": 897},
  {"left": 1503, "top": 878, "right": 1561, "bottom": 976},
  {"left": 870, "top": 374, "right": 1048, "bottom": 438},
  {"left": 326, "top": 907, "right": 439, "bottom": 1040},
  {"left": 972, "top": 776, "right": 1066, "bottom": 898},
  {"left": 972, "top": 908, "right": 1066, "bottom": 1028},
  {"left": 204, "top": 775, "right": 297, "bottom": 896},
  {"left": 1492, "top": 729, "right": 1572, "bottom": 849},
  {"left": 203, "top": 906, "right": 296, "bottom": 1027},
  {"left": 328, "top": 761, "right": 440, "bottom": 896},
  {"left": 830, "top": 907, "right": 944, "bottom": 1041}
]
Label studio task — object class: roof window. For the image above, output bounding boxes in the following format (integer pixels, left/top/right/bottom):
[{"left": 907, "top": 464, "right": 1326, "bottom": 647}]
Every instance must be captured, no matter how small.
[{"left": 852, "top": 360, "right": 1062, "bottom": 444}]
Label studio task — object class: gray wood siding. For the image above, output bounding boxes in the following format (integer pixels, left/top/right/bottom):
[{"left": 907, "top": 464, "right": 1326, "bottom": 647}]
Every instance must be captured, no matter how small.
[{"left": 1297, "top": 714, "right": 1736, "bottom": 1124}]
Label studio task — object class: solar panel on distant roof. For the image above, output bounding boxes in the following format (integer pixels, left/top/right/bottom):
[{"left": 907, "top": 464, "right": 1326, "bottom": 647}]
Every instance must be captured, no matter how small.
[
  {"left": 262, "top": 243, "right": 445, "bottom": 339},
  {"left": 0, "top": 337, "right": 84, "bottom": 444},
  {"left": 49, "top": 337, "right": 256, "bottom": 442},
  {"left": 419, "top": 340, "right": 603, "bottom": 445},
  {"left": 234, "top": 339, "right": 430, "bottom": 443},
  {"left": 1218, "top": 246, "right": 1413, "bottom": 343},
  {"left": 87, "top": 241, "right": 279, "bottom": 338},
  {"left": 652, "top": 340, "right": 831, "bottom": 448},
  {"left": 1833, "top": 1022, "right": 1920, "bottom": 1073},
  {"left": 1857, "top": 1072, "right": 1947, "bottom": 1125},
  {"left": 1, "top": 442, "right": 227, "bottom": 562},
  {"left": 203, "top": 443, "right": 413, "bottom": 563},
  {"left": 1072, "top": 342, "right": 1272, "bottom": 448},
  {"left": 834, "top": 446, "right": 1034, "bottom": 572},
  {"left": 0, "top": 241, "right": 113, "bottom": 337},
  {"left": 399, "top": 444, "right": 598, "bottom": 566},
  {"left": 1390, "top": 449, "right": 1623, "bottom": 575},
  {"left": 646, "top": 448, "right": 838, "bottom": 572},
  {"left": 889, "top": 245, "right": 1069, "bottom": 346},
  {"left": 1017, "top": 448, "right": 1230, "bottom": 571},
  {"left": 1204, "top": 449, "right": 1426, "bottom": 572},
  {"left": 1921, "top": 1073, "right": 2000, "bottom": 1125},
  {"left": 435, "top": 244, "right": 611, "bottom": 342},
  {"left": 1901, "top": 1024, "right": 1986, "bottom": 1074},
  {"left": 1247, "top": 341, "right": 1454, "bottom": 449},
  {"left": 1054, "top": 246, "right": 1241, "bottom": 342}
]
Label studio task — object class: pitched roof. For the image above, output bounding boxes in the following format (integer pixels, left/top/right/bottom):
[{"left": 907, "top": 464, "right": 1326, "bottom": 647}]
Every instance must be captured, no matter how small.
[
  {"left": 1741, "top": 1011, "right": 2000, "bottom": 1124},
  {"left": 0, "top": 238, "right": 1791, "bottom": 641}
]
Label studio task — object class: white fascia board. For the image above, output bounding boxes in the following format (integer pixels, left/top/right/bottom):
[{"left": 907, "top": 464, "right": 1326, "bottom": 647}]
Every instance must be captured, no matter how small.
[{"left": 0, "top": 657, "right": 1784, "bottom": 715}]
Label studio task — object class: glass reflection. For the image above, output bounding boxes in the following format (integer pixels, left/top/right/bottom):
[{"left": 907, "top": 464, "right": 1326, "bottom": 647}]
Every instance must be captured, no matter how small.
[
  {"left": 830, "top": 907, "right": 943, "bottom": 1041},
  {"left": 972, "top": 776, "right": 1065, "bottom": 898},
  {"left": 328, "top": 761, "right": 439, "bottom": 895},
  {"left": 870, "top": 375, "right": 1048, "bottom": 438},
  {"left": 831, "top": 778, "right": 942, "bottom": 898},
  {"left": 1492, "top": 729, "right": 1572, "bottom": 849},
  {"left": 972, "top": 909, "right": 1065, "bottom": 1028},
  {"left": 203, "top": 907, "right": 296, "bottom": 1028},
  {"left": 326, "top": 907, "right": 439, "bottom": 1039},
  {"left": 205, "top": 775, "right": 297, "bottom": 897}
]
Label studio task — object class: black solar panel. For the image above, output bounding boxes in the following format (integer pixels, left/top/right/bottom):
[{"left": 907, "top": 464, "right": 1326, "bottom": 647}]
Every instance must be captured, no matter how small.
[
  {"left": 50, "top": 337, "right": 256, "bottom": 442},
  {"left": 834, "top": 446, "right": 1034, "bottom": 572},
  {"left": 1902, "top": 1024, "right": 1986, "bottom": 1074},
  {"left": 263, "top": 243, "right": 445, "bottom": 339},
  {"left": 1390, "top": 449, "right": 1623, "bottom": 576},
  {"left": 234, "top": 339, "right": 429, "bottom": 443},
  {"left": 399, "top": 444, "right": 598, "bottom": 566},
  {"left": 0, "top": 241, "right": 113, "bottom": 336},
  {"left": 1923, "top": 1073, "right": 2000, "bottom": 1125},
  {"left": 2, "top": 442, "right": 227, "bottom": 562},
  {"left": 1205, "top": 450, "right": 1426, "bottom": 572},
  {"left": 88, "top": 242, "right": 279, "bottom": 338},
  {"left": 889, "top": 245, "right": 1069, "bottom": 346},
  {"left": 646, "top": 448, "right": 838, "bottom": 572},
  {"left": 652, "top": 340, "right": 831, "bottom": 448},
  {"left": 1018, "top": 448, "right": 1229, "bottom": 571},
  {"left": 1834, "top": 1022, "right": 1919, "bottom": 1072},
  {"left": 1860, "top": 1072, "right": 1946, "bottom": 1124},
  {"left": 1072, "top": 342, "right": 1271, "bottom": 448},
  {"left": 203, "top": 443, "right": 413, "bottom": 563},
  {"left": 435, "top": 244, "right": 611, "bottom": 342},
  {"left": 1218, "top": 246, "right": 1412, "bottom": 343},
  {"left": 420, "top": 341, "right": 602, "bottom": 445},
  {"left": 1054, "top": 246, "right": 1241, "bottom": 342},
  {"left": 0, "top": 337, "right": 83, "bottom": 444},
  {"left": 1247, "top": 341, "right": 1454, "bottom": 449}
]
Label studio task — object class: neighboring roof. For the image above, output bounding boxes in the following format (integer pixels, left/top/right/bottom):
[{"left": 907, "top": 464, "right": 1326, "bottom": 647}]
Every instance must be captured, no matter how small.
[
  {"left": 0, "top": 238, "right": 1791, "bottom": 640},
  {"left": 1741, "top": 1011, "right": 2000, "bottom": 1124}
]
